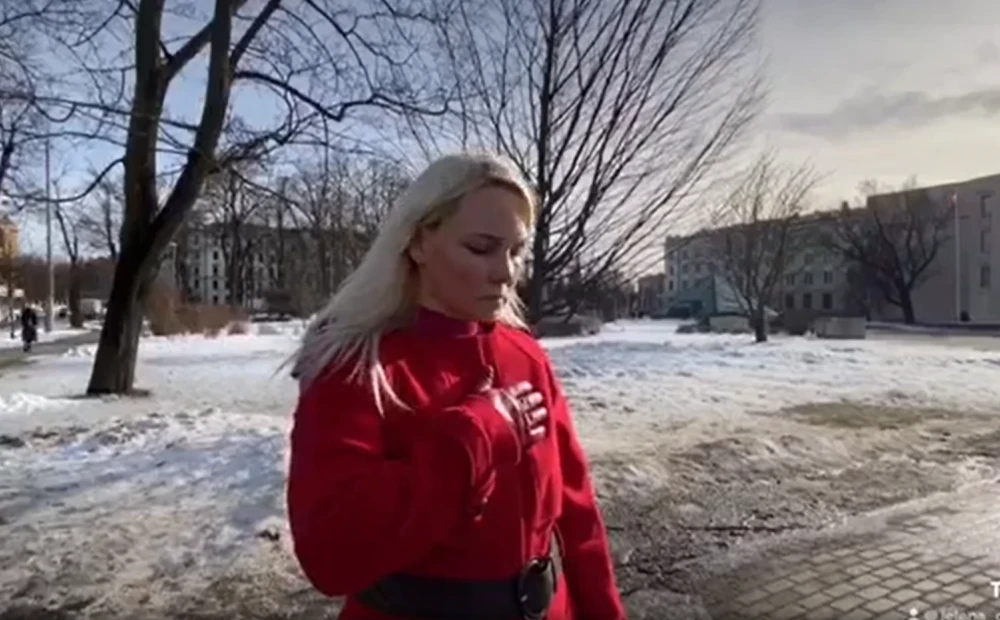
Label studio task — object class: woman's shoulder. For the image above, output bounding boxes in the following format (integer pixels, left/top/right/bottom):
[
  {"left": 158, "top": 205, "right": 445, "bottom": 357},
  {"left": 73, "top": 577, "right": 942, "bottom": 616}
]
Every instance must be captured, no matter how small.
[{"left": 493, "top": 323, "right": 551, "bottom": 366}]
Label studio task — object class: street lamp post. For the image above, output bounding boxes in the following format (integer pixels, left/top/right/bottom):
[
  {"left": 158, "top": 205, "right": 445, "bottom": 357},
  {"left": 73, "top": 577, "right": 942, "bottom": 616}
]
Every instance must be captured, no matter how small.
[
  {"left": 44, "top": 138, "right": 54, "bottom": 333},
  {"left": 951, "top": 191, "right": 961, "bottom": 322}
]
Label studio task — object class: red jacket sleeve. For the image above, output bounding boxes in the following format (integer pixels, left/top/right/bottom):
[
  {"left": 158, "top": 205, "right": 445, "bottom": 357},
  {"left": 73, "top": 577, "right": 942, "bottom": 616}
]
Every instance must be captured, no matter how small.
[
  {"left": 286, "top": 368, "right": 521, "bottom": 597},
  {"left": 550, "top": 367, "right": 626, "bottom": 619}
]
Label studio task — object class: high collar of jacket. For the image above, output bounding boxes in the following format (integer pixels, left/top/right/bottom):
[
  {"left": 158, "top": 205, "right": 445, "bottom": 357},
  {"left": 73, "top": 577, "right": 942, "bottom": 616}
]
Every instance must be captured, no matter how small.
[{"left": 411, "top": 305, "right": 495, "bottom": 338}]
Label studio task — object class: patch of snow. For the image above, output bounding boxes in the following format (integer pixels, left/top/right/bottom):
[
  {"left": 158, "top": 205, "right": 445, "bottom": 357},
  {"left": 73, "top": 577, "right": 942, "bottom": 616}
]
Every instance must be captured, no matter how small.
[
  {"left": 0, "top": 393, "right": 75, "bottom": 417},
  {"left": 543, "top": 322, "right": 1000, "bottom": 448},
  {"left": 0, "top": 409, "right": 292, "bottom": 616}
]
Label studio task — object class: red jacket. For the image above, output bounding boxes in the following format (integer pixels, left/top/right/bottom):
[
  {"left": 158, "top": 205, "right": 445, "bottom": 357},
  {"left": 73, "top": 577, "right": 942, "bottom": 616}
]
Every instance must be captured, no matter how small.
[{"left": 286, "top": 308, "right": 626, "bottom": 619}]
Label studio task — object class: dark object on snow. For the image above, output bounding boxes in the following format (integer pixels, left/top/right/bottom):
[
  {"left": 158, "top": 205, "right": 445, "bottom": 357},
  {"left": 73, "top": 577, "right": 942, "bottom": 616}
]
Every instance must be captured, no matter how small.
[
  {"left": 256, "top": 526, "right": 281, "bottom": 542},
  {"left": 19, "top": 307, "right": 38, "bottom": 352},
  {"left": 0, "top": 435, "right": 25, "bottom": 449}
]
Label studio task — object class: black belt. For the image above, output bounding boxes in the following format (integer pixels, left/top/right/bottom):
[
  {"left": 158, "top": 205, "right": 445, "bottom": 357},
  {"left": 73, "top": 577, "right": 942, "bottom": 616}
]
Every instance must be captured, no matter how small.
[{"left": 355, "top": 538, "right": 562, "bottom": 620}]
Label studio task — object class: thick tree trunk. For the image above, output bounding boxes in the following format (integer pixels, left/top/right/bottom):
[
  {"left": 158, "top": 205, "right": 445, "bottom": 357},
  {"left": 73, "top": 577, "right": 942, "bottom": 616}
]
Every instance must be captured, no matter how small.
[
  {"left": 525, "top": 265, "right": 547, "bottom": 324},
  {"left": 900, "top": 288, "right": 916, "bottom": 324},
  {"left": 753, "top": 308, "right": 768, "bottom": 343},
  {"left": 68, "top": 262, "right": 83, "bottom": 328},
  {"left": 86, "top": 251, "right": 151, "bottom": 394}
]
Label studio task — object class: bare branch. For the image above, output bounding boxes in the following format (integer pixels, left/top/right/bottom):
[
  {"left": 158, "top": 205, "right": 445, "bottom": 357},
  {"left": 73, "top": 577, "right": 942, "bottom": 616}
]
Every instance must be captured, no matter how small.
[{"left": 422, "top": 0, "right": 763, "bottom": 320}]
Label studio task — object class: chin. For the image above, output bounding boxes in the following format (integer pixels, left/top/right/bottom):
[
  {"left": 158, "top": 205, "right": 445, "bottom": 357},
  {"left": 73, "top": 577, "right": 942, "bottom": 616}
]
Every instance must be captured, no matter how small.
[{"left": 475, "top": 298, "right": 504, "bottom": 321}]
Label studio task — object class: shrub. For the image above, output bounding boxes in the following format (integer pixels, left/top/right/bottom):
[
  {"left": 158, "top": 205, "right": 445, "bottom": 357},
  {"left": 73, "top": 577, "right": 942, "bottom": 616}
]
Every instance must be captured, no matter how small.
[
  {"left": 147, "top": 283, "right": 184, "bottom": 336},
  {"left": 145, "top": 285, "right": 248, "bottom": 337}
]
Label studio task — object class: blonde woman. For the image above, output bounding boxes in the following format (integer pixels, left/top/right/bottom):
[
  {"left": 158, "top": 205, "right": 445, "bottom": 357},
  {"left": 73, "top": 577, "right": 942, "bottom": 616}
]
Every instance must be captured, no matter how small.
[{"left": 286, "top": 152, "right": 625, "bottom": 619}]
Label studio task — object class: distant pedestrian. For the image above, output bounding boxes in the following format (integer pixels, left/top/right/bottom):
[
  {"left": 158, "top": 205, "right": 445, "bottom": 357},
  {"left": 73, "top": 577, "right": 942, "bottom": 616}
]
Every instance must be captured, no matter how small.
[{"left": 20, "top": 305, "right": 38, "bottom": 352}]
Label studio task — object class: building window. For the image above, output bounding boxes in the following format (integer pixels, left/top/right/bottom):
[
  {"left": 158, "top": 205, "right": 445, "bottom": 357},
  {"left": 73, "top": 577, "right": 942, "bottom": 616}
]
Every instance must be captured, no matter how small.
[
  {"left": 213, "top": 264, "right": 218, "bottom": 276},
  {"left": 668, "top": 280, "right": 674, "bottom": 291},
  {"left": 981, "top": 265, "right": 991, "bottom": 288},
  {"left": 803, "top": 253, "right": 813, "bottom": 265},
  {"left": 982, "top": 194, "right": 993, "bottom": 219},
  {"left": 680, "top": 279, "right": 688, "bottom": 289},
  {"left": 785, "top": 294, "right": 794, "bottom": 309},
  {"left": 681, "top": 250, "right": 689, "bottom": 260},
  {"left": 802, "top": 293, "right": 813, "bottom": 309},
  {"left": 213, "top": 250, "right": 219, "bottom": 261},
  {"left": 982, "top": 229, "right": 991, "bottom": 254},
  {"left": 668, "top": 265, "right": 675, "bottom": 275},
  {"left": 785, "top": 274, "right": 795, "bottom": 286},
  {"left": 212, "top": 279, "right": 218, "bottom": 291},
  {"left": 803, "top": 272, "right": 814, "bottom": 285},
  {"left": 823, "top": 270, "right": 833, "bottom": 284},
  {"left": 682, "top": 264, "right": 690, "bottom": 274},
  {"left": 822, "top": 292, "right": 833, "bottom": 310}
]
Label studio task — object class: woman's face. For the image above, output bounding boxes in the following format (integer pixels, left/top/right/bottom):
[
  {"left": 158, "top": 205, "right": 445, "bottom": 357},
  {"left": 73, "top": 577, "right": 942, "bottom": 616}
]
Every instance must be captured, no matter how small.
[{"left": 408, "top": 184, "right": 530, "bottom": 322}]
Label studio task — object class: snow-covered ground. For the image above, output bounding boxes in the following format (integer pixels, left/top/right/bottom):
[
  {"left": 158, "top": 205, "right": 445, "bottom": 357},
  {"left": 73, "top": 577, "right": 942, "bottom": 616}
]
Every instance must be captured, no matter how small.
[
  {"left": 2, "top": 320, "right": 1000, "bottom": 617},
  {"left": 4, "top": 319, "right": 1000, "bottom": 434}
]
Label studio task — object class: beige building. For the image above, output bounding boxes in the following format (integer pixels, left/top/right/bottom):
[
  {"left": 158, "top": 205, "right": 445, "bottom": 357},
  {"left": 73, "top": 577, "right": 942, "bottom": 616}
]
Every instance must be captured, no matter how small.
[
  {"left": 0, "top": 213, "right": 17, "bottom": 260},
  {"left": 662, "top": 172, "right": 1000, "bottom": 324},
  {"left": 867, "top": 173, "right": 999, "bottom": 323},
  {"left": 663, "top": 218, "right": 859, "bottom": 317}
]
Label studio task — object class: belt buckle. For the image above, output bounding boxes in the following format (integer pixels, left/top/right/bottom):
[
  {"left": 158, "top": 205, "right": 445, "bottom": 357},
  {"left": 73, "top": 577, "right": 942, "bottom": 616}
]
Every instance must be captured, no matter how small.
[{"left": 516, "top": 557, "right": 553, "bottom": 620}]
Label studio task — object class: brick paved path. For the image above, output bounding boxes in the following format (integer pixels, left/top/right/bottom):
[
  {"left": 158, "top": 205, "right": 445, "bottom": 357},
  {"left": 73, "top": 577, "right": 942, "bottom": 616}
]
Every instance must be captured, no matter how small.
[{"left": 695, "top": 480, "right": 1000, "bottom": 619}]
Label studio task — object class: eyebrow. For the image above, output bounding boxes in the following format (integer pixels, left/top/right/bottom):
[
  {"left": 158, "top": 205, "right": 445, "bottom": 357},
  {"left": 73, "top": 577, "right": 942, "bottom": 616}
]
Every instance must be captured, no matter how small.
[
  {"left": 467, "top": 232, "right": 528, "bottom": 244},
  {"left": 468, "top": 233, "right": 505, "bottom": 242}
]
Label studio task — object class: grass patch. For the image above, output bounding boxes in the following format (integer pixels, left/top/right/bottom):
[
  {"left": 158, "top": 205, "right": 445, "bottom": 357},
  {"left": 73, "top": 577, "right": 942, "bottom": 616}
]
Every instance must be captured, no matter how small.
[
  {"left": 777, "top": 402, "right": 966, "bottom": 430},
  {"left": 955, "top": 429, "right": 1000, "bottom": 458}
]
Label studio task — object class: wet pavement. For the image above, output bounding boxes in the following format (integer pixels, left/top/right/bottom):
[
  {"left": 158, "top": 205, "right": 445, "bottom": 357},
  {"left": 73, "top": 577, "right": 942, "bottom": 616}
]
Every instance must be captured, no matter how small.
[{"left": 696, "top": 479, "right": 1000, "bottom": 619}]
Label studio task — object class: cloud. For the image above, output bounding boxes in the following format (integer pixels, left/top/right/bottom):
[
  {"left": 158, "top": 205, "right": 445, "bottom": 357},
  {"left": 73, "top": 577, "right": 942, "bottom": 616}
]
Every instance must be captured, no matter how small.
[
  {"left": 975, "top": 41, "right": 1000, "bottom": 64},
  {"left": 774, "top": 87, "right": 1000, "bottom": 139}
]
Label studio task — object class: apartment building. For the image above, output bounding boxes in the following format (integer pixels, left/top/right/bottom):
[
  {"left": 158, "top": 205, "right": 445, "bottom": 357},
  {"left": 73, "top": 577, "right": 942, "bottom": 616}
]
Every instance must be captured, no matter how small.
[
  {"left": 867, "top": 173, "right": 1000, "bottom": 323},
  {"left": 663, "top": 217, "right": 858, "bottom": 318},
  {"left": 636, "top": 273, "right": 666, "bottom": 315},
  {"left": 776, "top": 244, "right": 858, "bottom": 315},
  {"left": 663, "top": 233, "right": 718, "bottom": 306},
  {"left": 166, "top": 220, "right": 374, "bottom": 313},
  {"left": 167, "top": 223, "right": 307, "bottom": 308}
]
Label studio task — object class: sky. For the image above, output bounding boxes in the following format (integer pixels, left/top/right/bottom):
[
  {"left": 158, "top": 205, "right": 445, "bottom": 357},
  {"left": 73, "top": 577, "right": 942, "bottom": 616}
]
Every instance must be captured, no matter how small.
[
  {"left": 10, "top": 0, "right": 1000, "bottom": 256},
  {"left": 758, "top": 0, "right": 1000, "bottom": 207}
]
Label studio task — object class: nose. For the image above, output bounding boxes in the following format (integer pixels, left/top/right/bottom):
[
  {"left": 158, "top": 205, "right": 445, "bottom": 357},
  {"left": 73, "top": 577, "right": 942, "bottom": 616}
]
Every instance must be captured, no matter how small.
[{"left": 488, "top": 252, "right": 516, "bottom": 286}]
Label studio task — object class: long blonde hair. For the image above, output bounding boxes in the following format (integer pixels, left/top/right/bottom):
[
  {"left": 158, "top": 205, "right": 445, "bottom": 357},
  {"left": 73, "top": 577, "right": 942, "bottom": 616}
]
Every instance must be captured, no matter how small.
[{"left": 290, "top": 152, "right": 537, "bottom": 412}]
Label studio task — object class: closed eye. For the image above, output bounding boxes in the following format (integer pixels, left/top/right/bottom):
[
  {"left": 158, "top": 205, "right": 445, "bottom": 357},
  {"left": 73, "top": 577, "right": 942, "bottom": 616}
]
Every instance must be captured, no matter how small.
[{"left": 465, "top": 244, "right": 493, "bottom": 255}]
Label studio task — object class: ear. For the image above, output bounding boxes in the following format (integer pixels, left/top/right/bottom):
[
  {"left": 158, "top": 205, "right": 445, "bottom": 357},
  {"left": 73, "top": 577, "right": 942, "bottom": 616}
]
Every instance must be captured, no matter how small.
[{"left": 407, "top": 228, "right": 428, "bottom": 265}]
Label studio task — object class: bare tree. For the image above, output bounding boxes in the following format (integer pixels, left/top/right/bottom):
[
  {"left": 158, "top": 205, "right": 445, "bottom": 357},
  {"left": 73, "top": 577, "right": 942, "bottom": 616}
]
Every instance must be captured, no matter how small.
[
  {"left": 51, "top": 184, "right": 84, "bottom": 327},
  {"left": 711, "top": 154, "right": 817, "bottom": 342},
  {"left": 0, "top": 212, "right": 16, "bottom": 335},
  {"left": 285, "top": 151, "right": 352, "bottom": 306},
  {"left": 77, "top": 173, "right": 124, "bottom": 260},
  {"left": 0, "top": 3, "right": 54, "bottom": 231},
  {"left": 820, "top": 179, "right": 951, "bottom": 324},
  {"left": 9, "top": 1, "right": 451, "bottom": 393},
  {"left": 420, "top": 0, "right": 762, "bottom": 321},
  {"left": 201, "top": 162, "right": 267, "bottom": 306}
]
